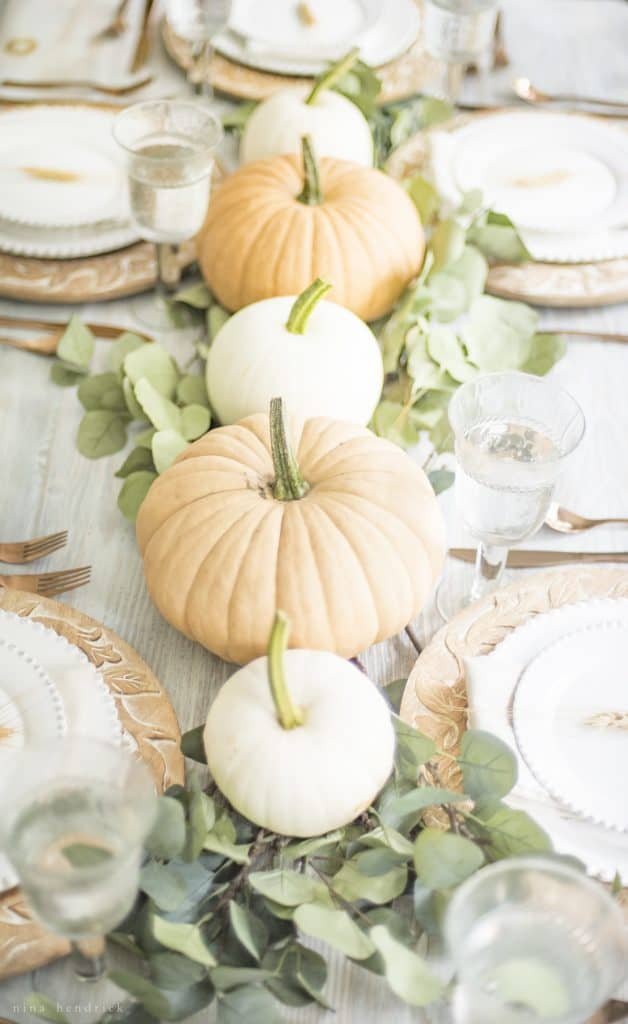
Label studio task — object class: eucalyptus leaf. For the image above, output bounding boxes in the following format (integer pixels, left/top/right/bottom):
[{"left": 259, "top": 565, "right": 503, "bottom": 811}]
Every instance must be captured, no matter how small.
[
  {"left": 353, "top": 847, "right": 410, "bottom": 875},
  {"left": 145, "top": 796, "right": 187, "bottom": 860},
  {"left": 413, "top": 828, "right": 484, "bottom": 889},
  {"left": 123, "top": 376, "right": 146, "bottom": 420},
  {"left": 181, "top": 404, "right": 211, "bottom": 441},
  {"left": 249, "top": 869, "right": 322, "bottom": 906},
  {"left": 216, "top": 985, "right": 281, "bottom": 1024},
  {"left": 203, "top": 833, "right": 251, "bottom": 864},
  {"left": 135, "top": 378, "right": 182, "bottom": 432},
  {"left": 140, "top": 861, "right": 189, "bottom": 912},
  {"left": 469, "top": 210, "right": 531, "bottom": 263},
  {"left": 152, "top": 917, "right": 216, "bottom": 966},
  {"left": 177, "top": 374, "right": 209, "bottom": 407},
  {"left": 135, "top": 426, "right": 156, "bottom": 449},
  {"left": 379, "top": 314, "right": 412, "bottom": 374},
  {"left": 428, "top": 468, "right": 455, "bottom": 495},
  {"left": 406, "top": 328, "right": 455, "bottom": 392},
  {"left": 108, "top": 970, "right": 172, "bottom": 1018},
  {"left": 359, "top": 825, "right": 414, "bottom": 857},
  {"left": 281, "top": 830, "right": 345, "bottom": 861},
  {"left": 211, "top": 966, "right": 273, "bottom": 990},
  {"left": 149, "top": 952, "right": 207, "bottom": 989},
  {"left": 428, "top": 218, "right": 466, "bottom": 274},
  {"left": 404, "top": 174, "right": 440, "bottom": 226},
  {"left": 369, "top": 925, "right": 444, "bottom": 1006},
  {"left": 458, "top": 729, "right": 518, "bottom": 800},
  {"left": 521, "top": 332, "right": 567, "bottom": 376},
  {"left": 24, "top": 994, "right": 71, "bottom": 1024},
  {"left": 173, "top": 282, "right": 213, "bottom": 308},
  {"left": 117, "top": 470, "right": 157, "bottom": 522},
  {"left": 78, "top": 372, "right": 125, "bottom": 412},
  {"left": 413, "top": 880, "right": 448, "bottom": 937},
  {"left": 181, "top": 724, "right": 207, "bottom": 763},
  {"left": 426, "top": 325, "right": 477, "bottom": 383},
  {"left": 392, "top": 715, "right": 436, "bottom": 781},
  {"left": 50, "top": 362, "right": 84, "bottom": 386},
  {"left": 334, "top": 58, "right": 381, "bottom": 117},
  {"left": 125, "top": 345, "right": 179, "bottom": 399},
  {"left": 77, "top": 410, "right": 128, "bottom": 459},
  {"left": 115, "top": 446, "right": 155, "bottom": 478},
  {"left": 109, "top": 332, "right": 146, "bottom": 376},
  {"left": 383, "top": 678, "right": 407, "bottom": 713},
  {"left": 419, "top": 96, "right": 454, "bottom": 128},
  {"left": 371, "top": 400, "right": 421, "bottom": 448},
  {"left": 464, "top": 294, "right": 538, "bottom": 372},
  {"left": 185, "top": 789, "right": 216, "bottom": 861},
  {"left": 430, "top": 245, "right": 488, "bottom": 321},
  {"left": 207, "top": 304, "right": 231, "bottom": 341},
  {"left": 57, "top": 315, "right": 94, "bottom": 370},
  {"left": 152, "top": 429, "right": 188, "bottom": 474},
  {"left": 470, "top": 801, "right": 551, "bottom": 858},
  {"left": 331, "top": 861, "right": 407, "bottom": 904},
  {"left": 229, "top": 900, "right": 268, "bottom": 961},
  {"left": 381, "top": 786, "right": 466, "bottom": 831},
  {"left": 294, "top": 902, "right": 375, "bottom": 960}
]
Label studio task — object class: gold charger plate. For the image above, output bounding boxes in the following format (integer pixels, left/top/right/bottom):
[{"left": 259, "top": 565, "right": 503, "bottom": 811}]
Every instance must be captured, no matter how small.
[
  {"left": 386, "top": 111, "right": 628, "bottom": 309},
  {"left": 0, "top": 588, "right": 184, "bottom": 980}
]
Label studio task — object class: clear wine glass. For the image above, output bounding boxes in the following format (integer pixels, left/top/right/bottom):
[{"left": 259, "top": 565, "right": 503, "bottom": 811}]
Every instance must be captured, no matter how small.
[
  {"left": 166, "top": 0, "right": 233, "bottom": 99},
  {"left": 422, "top": 0, "right": 500, "bottom": 103},
  {"left": 444, "top": 858, "right": 627, "bottom": 1024},
  {"left": 0, "top": 738, "right": 156, "bottom": 998},
  {"left": 113, "top": 99, "right": 222, "bottom": 331},
  {"left": 436, "top": 371, "right": 585, "bottom": 621}
]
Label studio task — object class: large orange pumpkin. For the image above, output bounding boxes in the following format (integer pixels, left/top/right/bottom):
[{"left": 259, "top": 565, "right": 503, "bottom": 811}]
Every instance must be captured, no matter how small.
[
  {"left": 136, "top": 399, "right": 445, "bottom": 664},
  {"left": 198, "top": 137, "right": 425, "bottom": 322}
]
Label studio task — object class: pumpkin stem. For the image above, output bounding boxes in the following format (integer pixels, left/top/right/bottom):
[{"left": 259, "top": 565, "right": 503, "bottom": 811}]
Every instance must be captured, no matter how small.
[
  {"left": 305, "top": 47, "right": 360, "bottom": 106},
  {"left": 268, "top": 611, "right": 304, "bottom": 730},
  {"left": 285, "top": 278, "right": 332, "bottom": 334},
  {"left": 297, "top": 135, "right": 323, "bottom": 206},
  {"left": 269, "top": 397, "right": 310, "bottom": 501}
]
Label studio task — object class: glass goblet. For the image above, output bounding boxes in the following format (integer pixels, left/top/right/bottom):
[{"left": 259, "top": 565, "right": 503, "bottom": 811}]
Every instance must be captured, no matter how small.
[
  {"left": 444, "top": 858, "right": 627, "bottom": 1024},
  {"left": 436, "top": 370, "right": 585, "bottom": 621},
  {"left": 166, "top": 0, "right": 233, "bottom": 99},
  {"left": 113, "top": 99, "right": 222, "bottom": 331},
  {"left": 422, "top": 0, "right": 499, "bottom": 103},
  {"left": 0, "top": 738, "right": 156, "bottom": 989}
]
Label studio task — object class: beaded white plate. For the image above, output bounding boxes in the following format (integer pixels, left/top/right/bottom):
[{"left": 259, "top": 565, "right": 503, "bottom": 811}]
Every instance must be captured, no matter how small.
[{"left": 0, "top": 216, "right": 139, "bottom": 259}]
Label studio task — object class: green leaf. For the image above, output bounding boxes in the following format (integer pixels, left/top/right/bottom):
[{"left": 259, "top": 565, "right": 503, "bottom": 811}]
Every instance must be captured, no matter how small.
[
  {"left": 229, "top": 901, "right": 268, "bottom": 961},
  {"left": 611, "top": 871, "right": 623, "bottom": 896},
  {"left": 521, "top": 332, "right": 567, "bottom": 376},
  {"left": 135, "top": 378, "right": 182, "bottom": 432},
  {"left": 381, "top": 786, "right": 466, "bottom": 830},
  {"left": 99, "top": 1002, "right": 158, "bottom": 1024},
  {"left": 369, "top": 925, "right": 444, "bottom": 1006},
  {"left": 117, "top": 470, "right": 157, "bottom": 522},
  {"left": 149, "top": 952, "right": 207, "bottom": 989},
  {"left": 181, "top": 724, "right": 207, "bottom": 763},
  {"left": 281, "top": 830, "right": 345, "bottom": 861},
  {"left": 115, "top": 445, "right": 155, "bottom": 478},
  {"left": 371, "top": 400, "right": 420, "bottom": 449},
  {"left": 413, "top": 827, "right": 484, "bottom": 889},
  {"left": 24, "top": 994, "right": 71, "bottom": 1024},
  {"left": 50, "top": 361, "right": 84, "bottom": 386},
  {"left": 108, "top": 971, "right": 172, "bottom": 1018},
  {"left": 140, "top": 861, "right": 189, "bottom": 911},
  {"left": 419, "top": 96, "right": 454, "bottom": 128},
  {"left": 78, "top": 372, "right": 126, "bottom": 412},
  {"left": 430, "top": 245, "right": 488, "bottom": 321},
  {"left": 145, "top": 796, "right": 187, "bottom": 859},
  {"left": 152, "top": 917, "right": 216, "bottom": 966},
  {"left": 249, "top": 869, "right": 322, "bottom": 906},
  {"left": 222, "top": 101, "right": 257, "bottom": 131},
  {"left": 173, "top": 281, "right": 213, "bottom": 308},
  {"left": 185, "top": 789, "right": 216, "bottom": 861},
  {"left": 406, "top": 328, "right": 455, "bottom": 392},
  {"left": 125, "top": 345, "right": 179, "bottom": 399},
  {"left": 216, "top": 985, "right": 281, "bottom": 1024},
  {"left": 428, "top": 218, "right": 466, "bottom": 274},
  {"left": 295, "top": 902, "right": 375, "bottom": 960},
  {"left": 426, "top": 325, "right": 477, "bottom": 383},
  {"left": 469, "top": 210, "right": 531, "bottom": 263},
  {"left": 135, "top": 426, "right": 156, "bottom": 449},
  {"left": 413, "top": 880, "right": 448, "bottom": 937},
  {"left": 181, "top": 404, "right": 211, "bottom": 441},
  {"left": 123, "top": 376, "right": 146, "bottom": 420},
  {"left": 334, "top": 58, "right": 381, "bottom": 117},
  {"left": 77, "top": 409, "right": 128, "bottom": 459},
  {"left": 331, "top": 861, "right": 407, "bottom": 904},
  {"left": 211, "top": 966, "right": 273, "bottom": 990},
  {"left": 61, "top": 842, "right": 112, "bottom": 867},
  {"left": 428, "top": 468, "right": 455, "bottom": 495},
  {"left": 465, "top": 294, "right": 538, "bottom": 372},
  {"left": 353, "top": 847, "right": 410, "bottom": 876},
  {"left": 207, "top": 305, "right": 231, "bottom": 340},
  {"left": 57, "top": 315, "right": 94, "bottom": 370},
  {"left": 203, "top": 832, "right": 251, "bottom": 864},
  {"left": 109, "top": 331, "right": 146, "bottom": 376},
  {"left": 263, "top": 943, "right": 327, "bottom": 1008},
  {"left": 359, "top": 825, "right": 414, "bottom": 857},
  {"left": 458, "top": 729, "right": 518, "bottom": 800},
  {"left": 392, "top": 715, "right": 436, "bottom": 781},
  {"left": 177, "top": 374, "right": 209, "bottom": 407},
  {"left": 152, "top": 429, "right": 188, "bottom": 474},
  {"left": 404, "top": 174, "right": 440, "bottom": 226},
  {"left": 470, "top": 801, "right": 552, "bottom": 858},
  {"left": 457, "top": 189, "right": 483, "bottom": 215}
]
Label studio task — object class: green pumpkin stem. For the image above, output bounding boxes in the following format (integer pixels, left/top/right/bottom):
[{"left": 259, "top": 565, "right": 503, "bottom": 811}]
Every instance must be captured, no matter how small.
[
  {"left": 285, "top": 278, "right": 332, "bottom": 334},
  {"left": 268, "top": 611, "right": 304, "bottom": 730},
  {"left": 305, "top": 47, "right": 360, "bottom": 106},
  {"left": 269, "top": 397, "right": 310, "bottom": 501},
  {"left": 297, "top": 135, "right": 322, "bottom": 206}
]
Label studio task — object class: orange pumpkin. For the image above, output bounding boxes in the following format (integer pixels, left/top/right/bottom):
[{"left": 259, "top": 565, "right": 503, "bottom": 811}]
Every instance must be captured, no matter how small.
[{"left": 198, "top": 137, "right": 425, "bottom": 322}]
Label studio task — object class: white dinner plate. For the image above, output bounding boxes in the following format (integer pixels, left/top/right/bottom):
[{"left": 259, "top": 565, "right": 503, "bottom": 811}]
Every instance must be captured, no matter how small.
[
  {"left": 0, "top": 107, "right": 128, "bottom": 229},
  {"left": 513, "top": 620, "right": 628, "bottom": 834},
  {"left": 0, "top": 216, "right": 139, "bottom": 259},
  {"left": 212, "top": 0, "right": 419, "bottom": 75}
]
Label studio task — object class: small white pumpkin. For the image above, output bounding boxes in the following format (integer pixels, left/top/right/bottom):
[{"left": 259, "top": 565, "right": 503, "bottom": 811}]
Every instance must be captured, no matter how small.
[
  {"left": 203, "top": 613, "right": 395, "bottom": 837},
  {"left": 240, "top": 51, "right": 373, "bottom": 167},
  {"left": 206, "top": 279, "right": 384, "bottom": 427}
]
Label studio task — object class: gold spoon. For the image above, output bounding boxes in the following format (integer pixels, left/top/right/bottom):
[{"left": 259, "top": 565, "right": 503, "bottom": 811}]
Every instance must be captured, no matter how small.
[
  {"left": 545, "top": 502, "right": 628, "bottom": 534},
  {"left": 514, "top": 77, "right": 628, "bottom": 113}
]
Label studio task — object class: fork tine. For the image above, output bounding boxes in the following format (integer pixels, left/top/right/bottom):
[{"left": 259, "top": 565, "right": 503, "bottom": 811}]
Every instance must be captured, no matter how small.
[
  {"left": 37, "top": 566, "right": 91, "bottom": 597},
  {"left": 22, "top": 530, "right": 68, "bottom": 561}
]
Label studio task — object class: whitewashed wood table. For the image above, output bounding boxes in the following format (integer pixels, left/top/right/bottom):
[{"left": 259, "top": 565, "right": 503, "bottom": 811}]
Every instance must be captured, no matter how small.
[{"left": 1, "top": 0, "right": 628, "bottom": 1019}]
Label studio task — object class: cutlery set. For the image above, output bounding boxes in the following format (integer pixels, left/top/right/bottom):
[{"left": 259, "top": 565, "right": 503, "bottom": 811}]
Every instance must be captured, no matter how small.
[{"left": 0, "top": 530, "right": 90, "bottom": 597}]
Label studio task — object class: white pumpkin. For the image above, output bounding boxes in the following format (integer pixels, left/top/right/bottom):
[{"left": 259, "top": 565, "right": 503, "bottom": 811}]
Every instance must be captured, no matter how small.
[
  {"left": 206, "top": 279, "right": 384, "bottom": 427},
  {"left": 241, "top": 85, "right": 373, "bottom": 167},
  {"left": 203, "top": 613, "right": 395, "bottom": 837}
]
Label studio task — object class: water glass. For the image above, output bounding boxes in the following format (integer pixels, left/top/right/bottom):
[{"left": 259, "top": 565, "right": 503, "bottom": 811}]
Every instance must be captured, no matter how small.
[
  {"left": 167, "top": 0, "right": 233, "bottom": 98},
  {"left": 422, "top": 0, "right": 500, "bottom": 102},
  {"left": 0, "top": 738, "right": 156, "bottom": 984},
  {"left": 437, "top": 371, "right": 584, "bottom": 619},
  {"left": 113, "top": 99, "right": 222, "bottom": 329},
  {"left": 445, "top": 858, "right": 627, "bottom": 1024}
]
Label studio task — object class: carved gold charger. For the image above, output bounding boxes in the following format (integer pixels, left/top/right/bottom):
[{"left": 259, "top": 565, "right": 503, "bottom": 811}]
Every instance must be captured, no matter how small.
[
  {"left": 386, "top": 111, "right": 628, "bottom": 309},
  {"left": 0, "top": 588, "right": 184, "bottom": 980}
]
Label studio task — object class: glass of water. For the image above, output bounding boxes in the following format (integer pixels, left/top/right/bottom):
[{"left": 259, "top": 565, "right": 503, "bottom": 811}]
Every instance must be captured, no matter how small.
[
  {"left": 437, "top": 371, "right": 584, "bottom": 620},
  {"left": 113, "top": 99, "right": 222, "bottom": 330},
  {"left": 0, "top": 739, "right": 156, "bottom": 986},
  {"left": 422, "top": 0, "right": 500, "bottom": 102},
  {"left": 445, "top": 858, "right": 627, "bottom": 1024},
  {"left": 167, "top": 0, "right": 233, "bottom": 99}
]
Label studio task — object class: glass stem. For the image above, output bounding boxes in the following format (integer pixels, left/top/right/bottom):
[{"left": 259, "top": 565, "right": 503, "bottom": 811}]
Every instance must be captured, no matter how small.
[
  {"left": 191, "top": 38, "right": 214, "bottom": 99},
  {"left": 156, "top": 242, "right": 181, "bottom": 298},
  {"left": 446, "top": 61, "right": 465, "bottom": 104},
  {"left": 70, "top": 935, "right": 106, "bottom": 982},
  {"left": 470, "top": 542, "right": 508, "bottom": 603}
]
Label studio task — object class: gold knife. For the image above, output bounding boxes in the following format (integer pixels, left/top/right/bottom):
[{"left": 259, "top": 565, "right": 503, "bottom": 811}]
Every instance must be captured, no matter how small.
[{"left": 449, "top": 548, "right": 628, "bottom": 567}]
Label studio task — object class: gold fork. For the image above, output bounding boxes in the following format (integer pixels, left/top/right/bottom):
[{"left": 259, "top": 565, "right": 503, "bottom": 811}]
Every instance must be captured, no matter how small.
[
  {"left": 0, "top": 530, "right": 68, "bottom": 565},
  {"left": 0, "top": 566, "right": 91, "bottom": 598}
]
